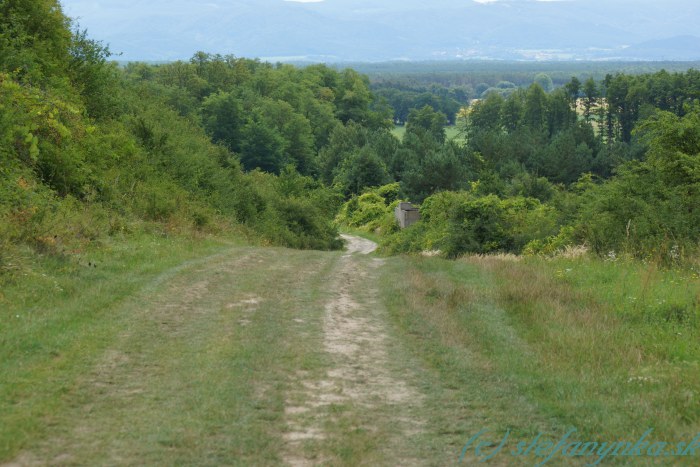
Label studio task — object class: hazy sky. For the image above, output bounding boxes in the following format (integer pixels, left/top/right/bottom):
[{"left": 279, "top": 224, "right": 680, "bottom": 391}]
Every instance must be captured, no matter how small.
[
  {"left": 60, "top": 0, "right": 587, "bottom": 21},
  {"left": 58, "top": 0, "right": 700, "bottom": 62}
]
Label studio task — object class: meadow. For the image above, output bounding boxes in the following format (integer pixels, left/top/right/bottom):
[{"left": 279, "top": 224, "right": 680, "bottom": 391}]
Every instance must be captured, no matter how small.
[{"left": 391, "top": 124, "right": 466, "bottom": 145}]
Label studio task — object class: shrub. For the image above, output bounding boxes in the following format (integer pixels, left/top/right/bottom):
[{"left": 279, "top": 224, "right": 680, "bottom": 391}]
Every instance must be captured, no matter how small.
[
  {"left": 523, "top": 226, "right": 578, "bottom": 256},
  {"left": 336, "top": 183, "right": 403, "bottom": 233},
  {"left": 382, "top": 191, "right": 559, "bottom": 257}
]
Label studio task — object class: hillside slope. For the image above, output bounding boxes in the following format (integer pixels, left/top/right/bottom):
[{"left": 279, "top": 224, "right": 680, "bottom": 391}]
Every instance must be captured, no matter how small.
[{"left": 3, "top": 236, "right": 699, "bottom": 465}]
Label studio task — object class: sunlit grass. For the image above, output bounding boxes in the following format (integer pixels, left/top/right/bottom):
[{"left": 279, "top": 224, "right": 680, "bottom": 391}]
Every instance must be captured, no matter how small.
[
  {"left": 391, "top": 124, "right": 465, "bottom": 145},
  {"left": 0, "top": 231, "right": 239, "bottom": 460},
  {"left": 381, "top": 253, "right": 700, "bottom": 465}
]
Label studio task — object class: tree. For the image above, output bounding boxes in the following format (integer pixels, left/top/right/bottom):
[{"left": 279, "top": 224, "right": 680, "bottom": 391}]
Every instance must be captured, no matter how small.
[
  {"left": 317, "top": 122, "right": 369, "bottom": 184},
  {"left": 405, "top": 105, "right": 448, "bottom": 144},
  {"left": 335, "top": 69, "right": 372, "bottom": 124},
  {"left": 0, "top": 0, "right": 72, "bottom": 83},
  {"left": 239, "top": 117, "right": 287, "bottom": 174},
  {"left": 547, "top": 88, "right": 576, "bottom": 137},
  {"left": 637, "top": 107, "right": 700, "bottom": 187},
  {"left": 303, "top": 98, "right": 340, "bottom": 151},
  {"left": 565, "top": 76, "right": 581, "bottom": 104},
  {"left": 335, "top": 147, "right": 390, "bottom": 196},
  {"left": 501, "top": 92, "right": 523, "bottom": 132},
  {"left": 468, "top": 92, "right": 504, "bottom": 135},
  {"left": 580, "top": 107, "right": 700, "bottom": 258},
  {"left": 582, "top": 77, "right": 598, "bottom": 123},
  {"left": 475, "top": 83, "right": 490, "bottom": 97},
  {"left": 69, "top": 29, "right": 119, "bottom": 119},
  {"left": 201, "top": 91, "right": 245, "bottom": 152},
  {"left": 256, "top": 98, "right": 316, "bottom": 175},
  {"left": 401, "top": 142, "right": 468, "bottom": 202},
  {"left": 534, "top": 73, "right": 553, "bottom": 93},
  {"left": 533, "top": 130, "right": 593, "bottom": 184},
  {"left": 156, "top": 61, "right": 209, "bottom": 100},
  {"left": 522, "top": 84, "right": 548, "bottom": 132}
]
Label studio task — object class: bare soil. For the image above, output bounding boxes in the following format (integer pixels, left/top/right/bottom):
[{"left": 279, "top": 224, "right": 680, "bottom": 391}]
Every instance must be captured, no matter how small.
[{"left": 283, "top": 236, "right": 425, "bottom": 466}]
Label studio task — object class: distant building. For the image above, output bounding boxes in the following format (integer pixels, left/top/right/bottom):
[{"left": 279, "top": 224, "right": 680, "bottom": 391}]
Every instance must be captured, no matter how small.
[{"left": 394, "top": 202, "right": 420, "bottom": 228}]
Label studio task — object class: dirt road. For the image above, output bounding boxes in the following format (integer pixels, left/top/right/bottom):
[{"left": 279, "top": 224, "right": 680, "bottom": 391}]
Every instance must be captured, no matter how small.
[
  {"left": 283, "top": 235, "right": 425, "bottom": 465},
  {"left": 6, "top": 236, "right": 428, "bottom": 466},
  {"left": 339, "top": 233, "right": 378, "bottom": 254}
]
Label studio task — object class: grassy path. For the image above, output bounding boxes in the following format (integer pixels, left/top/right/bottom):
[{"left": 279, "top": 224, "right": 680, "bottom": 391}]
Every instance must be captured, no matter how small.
[
  {"left": 3, "top": 237, "right": 431, "bottom": 465},
  {"left": 282, "top": 235, "right": 427, "bottom": 466},
  {"left": 4, "top": 236, "right": 697, "bottom": 465}
]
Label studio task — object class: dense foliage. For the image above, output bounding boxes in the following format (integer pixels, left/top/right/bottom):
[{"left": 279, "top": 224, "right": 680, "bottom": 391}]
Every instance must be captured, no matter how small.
[
  {"left": 2, "top": 0, "right": 699, "bottom": 266},
  {"left": 342, "top": 68, "right": 700, "bottom": 263},
  {"left": 0, "top": 0, "right": 394, "bottom": 263}
]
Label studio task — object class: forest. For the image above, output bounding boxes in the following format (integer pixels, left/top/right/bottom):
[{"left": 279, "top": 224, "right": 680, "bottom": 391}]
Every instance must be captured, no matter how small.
[
  {"left": 351, "top": 68, "right": 700, "bottom": 263},
  {"left": 2, "top": 0, "right": 700, "bottom": 270}
]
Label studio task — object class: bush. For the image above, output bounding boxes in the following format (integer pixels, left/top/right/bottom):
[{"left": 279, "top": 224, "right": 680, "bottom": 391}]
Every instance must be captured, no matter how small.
[
  {"left": 336, "top": 183, "right": 402, "bottom": 233},
  {"left": 382, "top": 191, "right": 559, "bottom": 257},
  {"left": 239, "top": 170, "right": 343, "bottom": 250},
  {"left": 523, "top": 226, "right": 577, "bottom": 256},
  {"left": 576, "top": 108, "right": 700, "bottom": 263}
]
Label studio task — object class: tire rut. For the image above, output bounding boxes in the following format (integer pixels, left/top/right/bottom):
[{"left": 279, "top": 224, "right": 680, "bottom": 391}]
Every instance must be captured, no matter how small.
[{"left": 283, "top": 236, "right": 425, "bottom": 466}]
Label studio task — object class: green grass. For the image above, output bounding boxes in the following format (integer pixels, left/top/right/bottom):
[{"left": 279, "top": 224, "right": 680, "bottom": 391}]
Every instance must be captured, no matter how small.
[
  {"left": 3, "top": 229, "right": 698, "bottom": 465},
  {"left": 380, "top": 257, "right": 563, "bottom": 465},
  {"left": 490, "top": 256, "right": 700, "bottom": 435},
  {"left": 496, "top": 257, "right": 700, "bottom": 467},
  {"left": 390, "top": 125, "right": 406, "bottom": 141},
  {"left": 0, "top": 234, "right": 343, "bottom": 464},
  {"left": 0, "top": 230, "right": 353, "bottom": 464},
  {"left": 391, "top": 125, "right": 465, "bottom": 145},
  {"left": 445, "top": 125, "right": 465, "bottom": 143},
  {"left": 379, "top": 253, "right": 700, "bottom": 465},
  {"left": 0, "top": 231, "right": 240, "bottom": 460}
]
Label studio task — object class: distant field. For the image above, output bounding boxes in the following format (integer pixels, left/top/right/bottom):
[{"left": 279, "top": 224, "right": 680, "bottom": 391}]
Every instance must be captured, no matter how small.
[
  {"left": 390, "top": 125, "right": 406, "bottom": 140},
  {"left": 391, "top": 125, "right": 466, "bottom": 145}
]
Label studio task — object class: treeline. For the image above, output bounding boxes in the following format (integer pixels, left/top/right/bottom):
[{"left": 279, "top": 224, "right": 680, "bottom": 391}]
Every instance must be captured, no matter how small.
[
  {"left": 356, "top": 60, "right": 700, "bottom": 90},
  {"left": 371, "top": 65, "right": 698, "bottom": 128},
  {"left": 128, "top": 53, "right": 470, "bottom": 203},
  {"left": 372, "top": 83, "right": 465, "bottom": 124},
  {"left": 340, "top": 70, "right": 700, "bottom": 263},
  {"left": 465, "top": 70, "right": 700, "bottom": 182},
  {"left": 124, "top": 53, "right": 391, "bottom": 176}
]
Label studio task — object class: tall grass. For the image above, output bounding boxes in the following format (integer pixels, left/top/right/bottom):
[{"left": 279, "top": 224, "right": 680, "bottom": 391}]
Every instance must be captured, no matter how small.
[
  {"left": 381, "top": 253, "right": 700, "bottom": 464},
  {"left": 467, "top": 254, "right": 700, "bottom": 438}
]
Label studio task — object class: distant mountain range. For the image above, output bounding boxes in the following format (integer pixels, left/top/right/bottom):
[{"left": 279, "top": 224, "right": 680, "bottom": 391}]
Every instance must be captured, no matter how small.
[{"left": 63, "top": 0, "right": 700, "bottom": 62}]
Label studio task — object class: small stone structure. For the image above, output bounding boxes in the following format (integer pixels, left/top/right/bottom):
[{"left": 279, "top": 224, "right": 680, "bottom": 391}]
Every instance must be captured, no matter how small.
[{"left": 394, "top": 202, "right": 420, "bottom": 228}]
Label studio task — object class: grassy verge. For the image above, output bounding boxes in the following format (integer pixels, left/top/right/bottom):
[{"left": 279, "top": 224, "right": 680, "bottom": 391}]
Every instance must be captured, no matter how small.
[
  {"left": 380, "top": 256, "right": 560, "bottom": 465},
  {"left": 0, "top": 227, "right": 342, "bottom": 464},
  {"left": 380, "top": 254, "right": 700, "bottom": 465},
  {"left": 0, "top": 230, "right": 239, "bottom": 460},
  {"left": 476, "top": 255, "right": 700, "bottom": 437}
]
